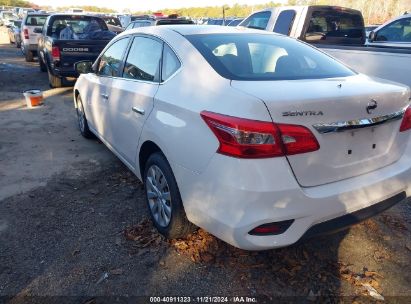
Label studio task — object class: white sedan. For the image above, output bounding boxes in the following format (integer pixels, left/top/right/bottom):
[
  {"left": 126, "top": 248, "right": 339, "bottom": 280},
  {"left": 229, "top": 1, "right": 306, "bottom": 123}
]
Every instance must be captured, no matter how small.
[{"left": 73, "top": 25, "right": 411, "bottom": 250}]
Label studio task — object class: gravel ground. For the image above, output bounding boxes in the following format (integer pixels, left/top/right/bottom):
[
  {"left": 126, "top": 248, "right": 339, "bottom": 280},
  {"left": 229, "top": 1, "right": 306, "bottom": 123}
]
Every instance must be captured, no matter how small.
[{"left": 0, "top": 28, "right": 410, "bottom": 303}]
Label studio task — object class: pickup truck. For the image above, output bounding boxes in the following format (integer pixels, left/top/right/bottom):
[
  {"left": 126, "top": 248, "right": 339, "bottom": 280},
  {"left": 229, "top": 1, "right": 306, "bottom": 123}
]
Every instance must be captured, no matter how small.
[
  {"left": 37, "top": 14, "right": 115, "bottom": 88},
  {"left": 239, "top": 6, "right": 411, "bottom": 88}
]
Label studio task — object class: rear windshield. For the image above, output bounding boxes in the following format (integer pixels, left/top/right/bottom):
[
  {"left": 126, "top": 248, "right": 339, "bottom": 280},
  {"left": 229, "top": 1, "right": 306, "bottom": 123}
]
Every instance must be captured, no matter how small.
[
  {"left": 3, "top": 12, "right": 15, "bottom": 19},
  {"left": 156, "top": 19, "right": 194, "bottom": 26},
  {"left": 186, "top": 33, "right": 356, "bottom": 81},
  {"left": 103, "top": 17, "right": 122, "bottom": 27},
  {"left": 48, "top": 16, "right": 111, "bottom": 40},
  {"left": 13, "top": 20, "right": 22, "bottom": 27},
  {"left": 26, "top": 15, "right": 48, "bottom": 26},
  {"left": 303, "top": 9, "right": 365, "bottom": 45}
]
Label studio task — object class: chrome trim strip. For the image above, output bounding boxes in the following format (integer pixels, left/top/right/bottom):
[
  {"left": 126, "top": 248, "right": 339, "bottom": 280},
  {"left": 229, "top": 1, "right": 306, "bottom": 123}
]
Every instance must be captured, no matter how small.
[{"left": 313, "top": 110, "right": 405, "bottom": 134}]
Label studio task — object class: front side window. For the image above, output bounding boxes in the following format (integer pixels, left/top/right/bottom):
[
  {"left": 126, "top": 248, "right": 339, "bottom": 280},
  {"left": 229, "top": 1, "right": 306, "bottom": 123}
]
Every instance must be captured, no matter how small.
[
  {"left": 273, "top": 10, "right": 296, "bottom": 35},
  {"left": 186, "top": 33, "right": 356, "bottom": 81},
  {"left": 162, "top": 44, "right": 181, "bottom": 81},
  {"left": 97, "top": 38, "right": 130, "bottom": 77},
  {"left": 123, "top": 36, "right": 163, "bottom": 82},
  {"left": 241, "top": 11, "right": 271, "bottom": 30},
  {"left": 375, "top": 18, "right": 411, "bottom": 42},
  {"left": 304, "top": 9, "right": 364, "bottom": 44}
]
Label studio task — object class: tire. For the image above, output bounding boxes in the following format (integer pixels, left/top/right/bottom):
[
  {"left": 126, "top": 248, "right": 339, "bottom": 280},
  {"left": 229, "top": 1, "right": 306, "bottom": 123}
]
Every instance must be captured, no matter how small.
[
  {"left": 48, "top": 68, "right": 62, "bottom": 88},
  {"left": 16, "top": 41, "right": 21, "bottom": 48},
  {"left": 39, "top": 55, "right": 47, "bottom": 72},
  {"left": 25, "top": 50, "right": 34, "bottom": 62},
  {"left": 144, "top": 152, "right": 196, "bottom": 239},
  {"left": 75, "top": 95, "right": 94, "bottom": 139}
]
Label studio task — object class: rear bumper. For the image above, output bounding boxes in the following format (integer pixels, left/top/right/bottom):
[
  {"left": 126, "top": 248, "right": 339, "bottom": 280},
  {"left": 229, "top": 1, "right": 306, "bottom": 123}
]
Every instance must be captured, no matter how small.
[
  {"left": 173, "top": 138, "right": 411, "bottom": 250},
  {"left": 23, "top": 43, "right": 38, "bottom": 51},
  {"left": 300, "top": 191, "right": 406, "bottom": 240}
]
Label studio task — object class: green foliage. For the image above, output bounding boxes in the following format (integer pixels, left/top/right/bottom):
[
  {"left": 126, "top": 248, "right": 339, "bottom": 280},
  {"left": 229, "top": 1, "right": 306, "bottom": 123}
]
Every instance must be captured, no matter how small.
[
  {"left": 0, "top": 0, "right": 31, "bottom": 8},
  {"left": 56, "top": 6, "right": 116, "bottom": 13}
]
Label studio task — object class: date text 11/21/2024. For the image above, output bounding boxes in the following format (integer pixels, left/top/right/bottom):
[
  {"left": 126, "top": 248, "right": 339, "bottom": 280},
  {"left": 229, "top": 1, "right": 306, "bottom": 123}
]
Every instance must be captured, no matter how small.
[{"left": 149, "top": 296, "right": 257, "bottom": 303}]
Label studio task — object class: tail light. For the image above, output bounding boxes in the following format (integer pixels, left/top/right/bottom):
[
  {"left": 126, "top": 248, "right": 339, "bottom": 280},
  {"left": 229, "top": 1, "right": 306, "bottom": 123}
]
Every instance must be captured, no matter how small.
[
  {"left": 400, "top": 106, "right": 411, "bottom": 132},
  {"left": 201, "top": 111, "right": 319, "bottom": 158},
  {"left": 51, "top": 46, "right": 60, "bottom": 61},
  {"left": 23, "top": 28, "right": 29, "bottom": 39}
]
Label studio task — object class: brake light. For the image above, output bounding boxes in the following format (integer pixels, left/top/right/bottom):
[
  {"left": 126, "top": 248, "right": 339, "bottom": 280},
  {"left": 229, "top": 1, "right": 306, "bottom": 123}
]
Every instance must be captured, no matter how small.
[
  {"left": 200, "top": 111, "right": 319, "bottom": 158},
  {"left": 51, "top": 46, "right": 60, "bottom": 61},
  {"left": 400, "top": 106, "right": 411, "bottom": 132},
  {"left": 23, "top": 28, "right": 29, "bottom": 39}
]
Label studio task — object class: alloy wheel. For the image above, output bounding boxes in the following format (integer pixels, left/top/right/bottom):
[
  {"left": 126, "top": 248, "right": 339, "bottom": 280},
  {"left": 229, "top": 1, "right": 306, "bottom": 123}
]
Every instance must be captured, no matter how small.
[{"left": 146, "top": 165, "right": 172, "bottom": 227}]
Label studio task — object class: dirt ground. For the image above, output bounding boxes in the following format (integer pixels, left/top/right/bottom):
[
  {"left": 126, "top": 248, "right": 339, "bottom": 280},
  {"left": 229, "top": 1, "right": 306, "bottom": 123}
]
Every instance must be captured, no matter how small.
[{"left": 0, "top": 28, "right": 410, "bottom": 303}]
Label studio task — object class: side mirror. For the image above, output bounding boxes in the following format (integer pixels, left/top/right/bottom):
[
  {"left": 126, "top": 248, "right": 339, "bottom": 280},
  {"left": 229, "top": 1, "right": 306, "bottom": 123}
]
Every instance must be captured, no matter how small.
[
  {"left": 75, "top": 61, "right": 94, "bottom": 74},
  {"left": 33, "top": 27, "right": 42, "bottom": 34},
  {"left": 368, "top": 31, "right": 376, "bottom": 41}
]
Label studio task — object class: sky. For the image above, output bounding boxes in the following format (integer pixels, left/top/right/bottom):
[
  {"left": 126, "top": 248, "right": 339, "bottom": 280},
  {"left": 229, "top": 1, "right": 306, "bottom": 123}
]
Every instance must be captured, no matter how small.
[{"left": 34, "top": 0, "right": 287, "bottom": 12}]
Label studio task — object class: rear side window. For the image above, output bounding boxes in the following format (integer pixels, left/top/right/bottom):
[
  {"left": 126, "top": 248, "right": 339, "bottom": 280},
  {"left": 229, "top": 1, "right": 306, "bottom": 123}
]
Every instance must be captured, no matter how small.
[
  {"left": 303, "top": 9, "right": 365, "bottom": 45},
  {"left": 161, "top": 45, "right": 181, "bottom": 81},
  {"left": 273, "top": 10, "right": 296, "bottom": 35},
  {"left": 186, "top": 33, "right": 355, "bottom": 81},
  {"left": 375, "top": 17, "right": 411, "bottom": 42},
  {"left": 241, "top": 11, "right": 271, "bottom": 30},
  {"left": 25, "top": 15, "right": 48, "bottom": 26},
  {"left": 123, "top": 36, "right": 163, "bottom": 82},
  {"left": 97, "top": 38, "right": 130, "bottom": 77}
]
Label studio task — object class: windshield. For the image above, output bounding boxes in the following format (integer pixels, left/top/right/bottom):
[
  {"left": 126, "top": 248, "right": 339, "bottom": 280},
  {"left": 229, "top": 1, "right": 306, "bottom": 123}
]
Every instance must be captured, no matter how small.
[
  {"left": 13, "top": 21, "right": 22, "bottom": 27},
  {"left": 3, "top": 12, "right": 15, "bottom": 20},
  {"left": 186, "top": 33, "right": 356, "bottom": 81},
  {"left": 26, "top": 15, "right": 48, "bottom": 26}
]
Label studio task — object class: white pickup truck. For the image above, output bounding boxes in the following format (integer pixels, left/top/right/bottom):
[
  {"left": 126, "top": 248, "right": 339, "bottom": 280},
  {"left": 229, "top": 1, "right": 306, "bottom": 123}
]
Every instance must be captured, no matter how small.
[{"left": 239, "top": 6, "right": 411, "bottom": 88}]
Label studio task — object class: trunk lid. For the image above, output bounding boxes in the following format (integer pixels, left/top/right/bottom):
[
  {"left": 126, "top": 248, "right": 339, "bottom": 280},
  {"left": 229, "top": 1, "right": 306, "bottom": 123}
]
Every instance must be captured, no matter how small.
[{"left": 231, "top": 75, "right": 410, "bottom": 187}]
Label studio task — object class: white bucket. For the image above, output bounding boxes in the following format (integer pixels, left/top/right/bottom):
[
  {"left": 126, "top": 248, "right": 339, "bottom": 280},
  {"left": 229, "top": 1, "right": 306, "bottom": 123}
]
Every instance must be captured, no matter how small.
[{"left": 23, "top": 89, "right": 43, "bottom": 108}]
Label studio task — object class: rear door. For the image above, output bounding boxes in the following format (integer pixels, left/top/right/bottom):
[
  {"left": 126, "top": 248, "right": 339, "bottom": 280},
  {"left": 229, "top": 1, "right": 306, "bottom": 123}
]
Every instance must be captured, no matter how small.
[
  {"left": 107, "top": 35, "right": 163, "bottom": 167},
  {"left": 86, "top": 37, "right": 130, "bottom": 139}
]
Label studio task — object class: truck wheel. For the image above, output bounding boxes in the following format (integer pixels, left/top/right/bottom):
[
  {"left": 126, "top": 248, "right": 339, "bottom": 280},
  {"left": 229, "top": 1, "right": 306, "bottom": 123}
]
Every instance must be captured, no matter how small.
[
  {"left": 39, "top": 57, "right": 47, "bottom": 72},
  {"left": 48, "top": 69, "right": 62, "bottom": 88},
  {"left": 25, "top": 50, "right": 34, "bottom": 62},
  {"left": 144, "top": 152, "right": 196, "bottom": 239},
  {"left": 75, "top": 95, "right": 93, "bottom": 139}
]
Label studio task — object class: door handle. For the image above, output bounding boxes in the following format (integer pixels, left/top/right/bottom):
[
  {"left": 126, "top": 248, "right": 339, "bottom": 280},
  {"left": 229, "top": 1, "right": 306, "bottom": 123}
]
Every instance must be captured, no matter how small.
[
  {"left": 101, "top": 93, "right": 109, "bottom": 100},
  {"left": 132, "top": 107, "right": 145, "bottom": 115}
]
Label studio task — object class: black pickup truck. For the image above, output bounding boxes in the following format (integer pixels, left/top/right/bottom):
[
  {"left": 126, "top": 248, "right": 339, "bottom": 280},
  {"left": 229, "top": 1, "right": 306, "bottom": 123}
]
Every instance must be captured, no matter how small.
[{"left": 37, "top": 14, "right": 115, "bottom": 88}]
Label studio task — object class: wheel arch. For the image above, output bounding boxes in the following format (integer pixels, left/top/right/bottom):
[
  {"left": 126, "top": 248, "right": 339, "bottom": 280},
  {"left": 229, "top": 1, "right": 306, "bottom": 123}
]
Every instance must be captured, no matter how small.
[{"left": 138, "top": 140, "right": 166, "bottom": 180}]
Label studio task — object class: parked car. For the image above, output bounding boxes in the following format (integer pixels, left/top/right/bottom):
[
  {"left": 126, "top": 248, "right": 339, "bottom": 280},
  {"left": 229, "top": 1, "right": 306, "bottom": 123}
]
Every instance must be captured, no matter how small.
[
  {"left": 0, "top": 11, "right": 18, "bottom": 27},
  {"left": 73, "top": 25, "right": 411, "bottom": 250},
  {"left": 125, "top": 17, "right": 194, "bottom": 30},
  {"left": 100, "top": 15, "right": 124, "bottom": 34},
  {"left": 239, "top": 6, "right": 411, "bottom": 89},
  {"left": 21, "top": 13, "right": 49, "bottom": 62},
  {"left": 368, "top": 14, "right": 411, "bottom": 48},
  {"left": 206, "top": 18, "right": 226, "bottom": 26},
  {"left": 37, "top": 14, "right": 115, "bottom": 88},
  {"left": 227, "top": 18, "right": 244, "bottom": 26},
  {"left": 7, "top": 19, "right": 22, "bottom": 48},
  {"left": 365, "top": 24, "right": 380, "bottom": 38}
]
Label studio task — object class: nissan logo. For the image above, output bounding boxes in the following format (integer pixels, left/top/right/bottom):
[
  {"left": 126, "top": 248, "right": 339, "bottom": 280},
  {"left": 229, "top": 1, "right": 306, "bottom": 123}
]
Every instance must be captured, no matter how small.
[{"left": 366, "top": 99, "right": 378, "bottom": 114}]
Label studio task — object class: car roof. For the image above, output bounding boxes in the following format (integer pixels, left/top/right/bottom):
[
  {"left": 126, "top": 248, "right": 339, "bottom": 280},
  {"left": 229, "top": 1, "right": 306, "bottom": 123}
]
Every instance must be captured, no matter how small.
[{"left": 153, "top": 25, "right": 275, "bottom": 36}]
